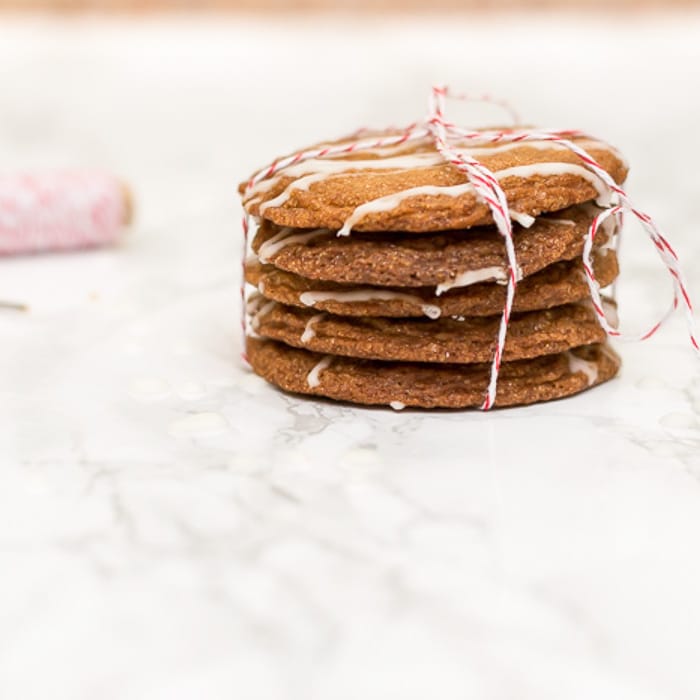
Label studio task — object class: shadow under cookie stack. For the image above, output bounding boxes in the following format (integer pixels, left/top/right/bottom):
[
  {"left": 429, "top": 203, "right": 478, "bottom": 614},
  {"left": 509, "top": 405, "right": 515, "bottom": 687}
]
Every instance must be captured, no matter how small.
[{"left": 240, "top": 128, "right": 628, "bottom": 409}]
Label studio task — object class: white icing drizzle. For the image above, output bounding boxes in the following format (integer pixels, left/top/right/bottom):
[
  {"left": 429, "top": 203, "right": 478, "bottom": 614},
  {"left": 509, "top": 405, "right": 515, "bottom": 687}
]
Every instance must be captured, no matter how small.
[
  {"left": 511, "top": 210, "right": 535, "bottom": 228},
  {"left": 258, "top": 227, "right": 328, "bottom": 263},
  {"left": 307, "top": 356, "right": 333, "bottom": 388},
  {"left": 335, "top": 162, "right": 610, "bottom": 236},
  {"left": 389, "top": 401, "right": 406, "bottom": 411},
  {"left": 259, "top": 173, "right": 330, "bottom": 215},
  {"left": 250, "top": 299, "right": 277, "bottom": 331},
  {"left": 435, "top": 266, "right": 508, "bottom": 296},
  {"left": 546, "top": 218, "right": 576, "bottom": 226},
  {"left": 299, "top": 288, "right": 441, "bottom": 319},
  {"left": 602, "top": 299, "right": 620, "bottom": 328},
  {"left": 244, "top": 296, "right": 276, "bottom": 338},
  {"left": 338, "top": 183, "right": 475, "bottom": 236},
  {"left": 566, "top": 352, "right": 599, "bottom": 387},
  {"left": 495, "top": 162, "right": 611, "bottom": 206},
  {"left": 600, "top": 240, "right": 616, "bottom": 256},
  {"left": 245, "top": 153, "right": 445, "bottom": 202},
  {"left": 300, "top": 313, "right": 325, "bottom": 344}
]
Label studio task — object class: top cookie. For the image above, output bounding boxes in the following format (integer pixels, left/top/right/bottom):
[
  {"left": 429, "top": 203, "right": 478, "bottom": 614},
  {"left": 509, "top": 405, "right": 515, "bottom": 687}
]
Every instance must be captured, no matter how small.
[{"left": 240, "top": 132, "right": 628, "bottom": 233}]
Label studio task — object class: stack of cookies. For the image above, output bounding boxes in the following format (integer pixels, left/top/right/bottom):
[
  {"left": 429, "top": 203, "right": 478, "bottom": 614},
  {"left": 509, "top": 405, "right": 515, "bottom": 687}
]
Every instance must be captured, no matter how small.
[{"left": 240, "top": 132, "right": 627, "bottom": 409}]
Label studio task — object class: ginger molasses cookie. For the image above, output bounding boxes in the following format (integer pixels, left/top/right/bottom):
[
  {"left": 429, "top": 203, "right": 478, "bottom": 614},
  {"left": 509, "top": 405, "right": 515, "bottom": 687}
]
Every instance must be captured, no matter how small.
[
  {"left": 249, "top": 204, "right": 614, "bottom": 290},
  {"left": 246, "top": 338, "right": 621, "bottom": 409},
  {"left": 241, "top": 134, "right": 627, "bottom": 233},
  {"left": 246, "top": 248, "right": 618, "bottom": 319},
  {"left": 248, "top": 296, "right": 612, "bottom": 364}
]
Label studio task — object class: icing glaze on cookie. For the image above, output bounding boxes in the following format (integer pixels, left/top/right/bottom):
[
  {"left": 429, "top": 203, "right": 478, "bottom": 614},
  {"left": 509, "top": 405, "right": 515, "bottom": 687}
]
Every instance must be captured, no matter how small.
[
  {"left": 306, "top": 355, "right": 333, "bottom": 388},
  {"left": 495, "top": 162, "right": 611, "bottom": 206},
  {"left": 334, "top": 164, "right": 607, "bottom": 236},
  {"left": 435, "top": 266, "right": 509, "bottom": 296},
  {"left": 337, "top": 183, "right": 475, "bottom": 236},
  {"left": 258, "top": 227, "right": 327, "bottom": 263},
  {"left": 299, "top": 289, "right": 441, "bottom": 319},
  {"left": 566, "top": 351, "right": 599, "bottom": 386},
  {"left": 300, "top": 312, "right": 326, "bottom": 344},
  {"left": 245, "top": 152, "right": 446, "bottom": 203}
]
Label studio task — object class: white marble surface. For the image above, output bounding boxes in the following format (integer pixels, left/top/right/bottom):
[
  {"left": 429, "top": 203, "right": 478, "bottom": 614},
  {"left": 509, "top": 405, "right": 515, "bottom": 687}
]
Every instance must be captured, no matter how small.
[{"left": 1, "top": 13, "right": 700, "bottom": 700}]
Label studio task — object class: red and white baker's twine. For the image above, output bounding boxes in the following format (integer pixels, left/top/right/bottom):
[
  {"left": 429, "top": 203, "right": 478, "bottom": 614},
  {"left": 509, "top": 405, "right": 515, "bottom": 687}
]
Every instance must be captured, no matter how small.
[
  {"left": 0, "top": 172, "right": 127, "bottom": 256},
  {"left": 242, "top": 85, "right": 699, "bottom": 409}
]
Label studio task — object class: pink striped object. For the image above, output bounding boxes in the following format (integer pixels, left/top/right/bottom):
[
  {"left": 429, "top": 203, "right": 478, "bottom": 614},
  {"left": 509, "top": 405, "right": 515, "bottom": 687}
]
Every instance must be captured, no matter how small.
[{"left": 0, "top": 172, "right": 130, "bottom": 255}]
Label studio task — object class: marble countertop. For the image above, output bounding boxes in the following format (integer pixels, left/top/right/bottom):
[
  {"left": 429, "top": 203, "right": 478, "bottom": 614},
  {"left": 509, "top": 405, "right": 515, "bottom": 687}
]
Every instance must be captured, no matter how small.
[{"left": 1, "top": 13, "right": 700, "bottom": 700}]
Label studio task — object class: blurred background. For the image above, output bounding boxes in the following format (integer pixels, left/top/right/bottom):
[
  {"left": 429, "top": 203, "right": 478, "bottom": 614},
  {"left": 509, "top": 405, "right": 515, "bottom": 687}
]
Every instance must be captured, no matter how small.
[{"left": 1, "top": 0, "right": 699, "bottom": 8}]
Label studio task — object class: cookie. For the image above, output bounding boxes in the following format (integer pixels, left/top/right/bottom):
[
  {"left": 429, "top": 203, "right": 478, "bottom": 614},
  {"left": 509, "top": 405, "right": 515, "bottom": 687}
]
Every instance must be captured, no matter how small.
[
  {"left": 245, "top": 337, "right": 621, "bottom": 409},
  {"left": 241, "top": 133, "right": 627, "bottom": 232},
  {"left": 250, "top": 204, "right": 613, "bottom": 289},
  {"left": 246, "top": 248, "right": 618, "bottom": 319},
  {"left": 249, "top": 296, "right": 611, "bottom": 364}
]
